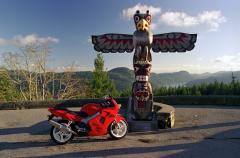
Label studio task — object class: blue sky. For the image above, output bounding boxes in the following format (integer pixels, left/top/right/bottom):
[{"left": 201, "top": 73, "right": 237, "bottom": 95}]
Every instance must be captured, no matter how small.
[{"left": 0, "top": 0, "right": 239, "bottom": 73}]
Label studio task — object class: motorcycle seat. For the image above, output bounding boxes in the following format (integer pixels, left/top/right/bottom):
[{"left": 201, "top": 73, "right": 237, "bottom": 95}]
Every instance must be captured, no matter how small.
[{"left": 53, "top": 107, "right": 88, "bottom": 118}]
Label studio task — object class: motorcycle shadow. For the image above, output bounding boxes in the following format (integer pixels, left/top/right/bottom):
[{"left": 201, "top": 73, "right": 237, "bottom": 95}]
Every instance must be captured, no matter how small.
[
  {"left": 0, "top": 137, "right": 116, "bottom": 151},
  {"left": 0, "top": 119, "right": 116, "bottom": 151},
  {"left": 0, "top": 120, "right": 51, "bottom": 136}
]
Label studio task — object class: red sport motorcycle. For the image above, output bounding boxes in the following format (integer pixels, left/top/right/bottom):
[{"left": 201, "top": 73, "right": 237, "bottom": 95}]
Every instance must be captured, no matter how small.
[{"left": 48, "top": 96, "right": 128, "bottom": 145}]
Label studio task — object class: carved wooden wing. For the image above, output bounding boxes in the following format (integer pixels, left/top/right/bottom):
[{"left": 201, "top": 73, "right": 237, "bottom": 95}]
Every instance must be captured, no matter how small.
[
  {"left": 92, "top": 34, "right": 134, "bottom": 53},
  {"left": 152, "top": 33, "right": 197, "bottom": 52}
]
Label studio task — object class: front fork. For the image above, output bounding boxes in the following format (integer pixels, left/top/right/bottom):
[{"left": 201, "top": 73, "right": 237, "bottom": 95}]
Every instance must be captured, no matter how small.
[
  {"left": 114, "top": 114, "right": 126, "bottom": 128},
  {"left": 114, "top": 118, "right": 121, "bottom": 129}
]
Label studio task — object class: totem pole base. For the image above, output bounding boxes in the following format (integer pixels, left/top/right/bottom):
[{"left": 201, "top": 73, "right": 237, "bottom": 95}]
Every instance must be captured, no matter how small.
[
  {"left": 127, "top": 97, "right": 175, "bottom": 132},
  {"left": 128, "top": 120, "right": 158, "bottom": 132}
]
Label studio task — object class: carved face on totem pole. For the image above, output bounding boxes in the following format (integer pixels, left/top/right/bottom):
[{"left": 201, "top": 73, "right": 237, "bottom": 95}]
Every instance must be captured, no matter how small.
[
  {"left": 92, "top": 10, "right": 197, "bottom": 120},
  {"left": 134, "top": 10, "right": 151, "bottom": 31}
]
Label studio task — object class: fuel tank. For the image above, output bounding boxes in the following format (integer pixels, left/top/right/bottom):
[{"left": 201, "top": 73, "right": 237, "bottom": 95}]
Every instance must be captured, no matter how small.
[{"left": 80, "top": 103, "right": 103, "bottom": 116}]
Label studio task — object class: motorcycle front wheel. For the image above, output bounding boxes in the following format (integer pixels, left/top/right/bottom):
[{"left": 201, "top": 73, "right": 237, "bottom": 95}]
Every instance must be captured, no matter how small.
[
  {"left": 50, "top": 120, "right": 74, "bottom": 145},
  {"left": 108, "top": 120, "right": 128, "bottom": 139}
]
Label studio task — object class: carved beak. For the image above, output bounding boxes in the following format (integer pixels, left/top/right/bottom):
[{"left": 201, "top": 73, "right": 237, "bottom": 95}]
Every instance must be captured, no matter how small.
[{"left": 137, "top": 19, "right": 149, "bottom": 31}]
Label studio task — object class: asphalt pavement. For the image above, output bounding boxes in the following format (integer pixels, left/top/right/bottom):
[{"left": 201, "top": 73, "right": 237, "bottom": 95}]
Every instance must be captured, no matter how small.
[{"left": 1, "top": 105, "right": 240, "bottom": 158}]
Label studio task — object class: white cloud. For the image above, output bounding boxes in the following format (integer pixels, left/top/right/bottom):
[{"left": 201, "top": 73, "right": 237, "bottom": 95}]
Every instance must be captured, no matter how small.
[
  {"left": 0, "top": 34, "right": 59, "bottom": 47},
  {"left": 160, "top": 10, "right": 226, "bottom": 31},
  {"left": 0, "top": 38, "right": 7, "bottom": 46},
  {"left": 198, "top": 11, "right": 226, "bottom": 31},
  {"left": 197, "top": 57, "right": 204, "bottom": 61},
  {"left": 160, "top": 12, "right": 199, "bottom": 27},
  {"left": 150, "top": 23, "right": 157, "bottom": 30},
  {"left": 12, "top": 34, "right": 59, "bottom": 46},
  {"left": 214, "top": 55, "right": 235, "bottom": 63},
  {"left": 122, "top": 3, "right": 161, "bottom": 20},
  {"left": 183, "top": 64, "right": 202, "bottom": 68},
  {"left": 87, "top": 36, "right": 92, "bottom": 43},
  {"left": 181, "top": 54, "right": 240, "bottom": 73},
  {"left": 182, "top": 64, "right": 212, "bottom": 73},
  {"left": 213, "top": 53, "right": 240, "bottom": 71},
  {"left": 121, "top": 4, "right": 226, "bottom": 32}
]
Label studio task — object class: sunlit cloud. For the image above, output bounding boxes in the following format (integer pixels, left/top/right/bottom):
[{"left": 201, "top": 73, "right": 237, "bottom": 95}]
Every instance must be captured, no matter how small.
[
  {"left": 160, "top": 12, "right": 199, "bottom": 27},
  {"left": 87, "top": 36, "right": 92, "bottom": 43},
  {"left": 150, "top": 23, "right": 157, "bottom": 30},
  {"left": 122, "top": 3, "right": 161, "bottom": 20},
  {"left": 0, "top": 34, "right": 59, "bottom": 47},
  {"left": 213, "top": 53, "right": 240, "bottom": 71},
  {"left": 214, "top": 55, "right": 235, "bottom": 63},
  {"left": 182, "top": 64, "right": 213, "bottom": 73},
  {"left": 160, "top": 10, "right": 226, "bottom": 31},
  {"left": 0, "top": 38, "right": 7, "bottom": 46},
  {"left": 12, "top": 34, "right": 59, "bottom": 46},
  {"left": 122, "top": 4, "right": 226, "bottom": 32},
  {"left": 121, "top": 3, "right": 161, "bottom": 30}
]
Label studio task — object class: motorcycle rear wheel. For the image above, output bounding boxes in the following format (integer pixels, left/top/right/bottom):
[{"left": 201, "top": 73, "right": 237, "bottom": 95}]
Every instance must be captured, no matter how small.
[
  {"left": 50, "top": 120, "right": 74, "bottom": 145},
  {"left": 108, "top": 120, "right": 128, "bottom": 139}
]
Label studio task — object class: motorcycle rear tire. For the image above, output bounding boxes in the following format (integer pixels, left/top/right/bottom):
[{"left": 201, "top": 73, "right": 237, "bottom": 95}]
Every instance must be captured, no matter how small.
[{"left": 50, "top": 120, "right": 74, "bottom": 145}]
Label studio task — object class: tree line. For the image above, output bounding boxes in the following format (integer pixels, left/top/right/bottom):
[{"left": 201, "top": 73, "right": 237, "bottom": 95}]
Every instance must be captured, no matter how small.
[
  {"left": 119, "top": 81, "right": 240, "bottom": 97},
  {"left": 154, "top": 81, "right": 240, "bottom": 96}
]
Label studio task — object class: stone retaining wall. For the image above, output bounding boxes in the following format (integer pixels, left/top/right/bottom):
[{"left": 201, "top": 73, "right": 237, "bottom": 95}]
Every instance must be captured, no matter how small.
[
  {"left": 0, "top": 96, "right": 239, "bottom": 110},
  {"left": 154, "top": 95, "right": 240, "bottom": 106}
]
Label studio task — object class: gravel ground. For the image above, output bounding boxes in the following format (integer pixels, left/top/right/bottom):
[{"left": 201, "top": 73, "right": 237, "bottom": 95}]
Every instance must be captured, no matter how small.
[{"left": 0, "top": 105, "right": 240, "bottom": 158}]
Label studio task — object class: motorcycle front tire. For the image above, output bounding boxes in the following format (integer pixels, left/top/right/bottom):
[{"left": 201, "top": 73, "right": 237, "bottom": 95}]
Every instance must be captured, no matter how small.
[{"left": 108, "top": 120, "right": 128, "bottom": 140}]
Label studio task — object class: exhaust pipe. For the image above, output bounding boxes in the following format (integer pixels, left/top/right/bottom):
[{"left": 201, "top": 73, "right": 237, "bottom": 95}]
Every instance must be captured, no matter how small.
[
  {"left": 49, "top": 120, "right": 77, "bottom": 135},
  {"left": 49, "top": 120, "right": 61, "bottom": 128}
]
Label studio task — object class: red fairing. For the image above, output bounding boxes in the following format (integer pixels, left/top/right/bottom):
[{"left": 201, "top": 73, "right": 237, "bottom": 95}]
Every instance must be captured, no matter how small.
[
  {"left": 89, "top": 104, "right": 117, "bottom": 135},
  {"left": 115, "top": 114, "right": 127, "bottom": 123},
  {"left": 88, "top": 98, "right": 120, "bottom": 136}
]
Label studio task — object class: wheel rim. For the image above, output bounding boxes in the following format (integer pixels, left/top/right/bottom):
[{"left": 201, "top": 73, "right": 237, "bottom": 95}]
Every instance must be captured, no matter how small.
[
  {"left": 52, "top": 123, "right": 72, "bottom": 143},
  {"left": 110, "top": 120, "right": 127, "bottom": 138}
]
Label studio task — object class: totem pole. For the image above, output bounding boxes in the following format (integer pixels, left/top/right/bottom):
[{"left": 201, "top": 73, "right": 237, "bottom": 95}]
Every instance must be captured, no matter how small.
[{"left": 92, "top": 10, "right": 197, "bottom": 120}]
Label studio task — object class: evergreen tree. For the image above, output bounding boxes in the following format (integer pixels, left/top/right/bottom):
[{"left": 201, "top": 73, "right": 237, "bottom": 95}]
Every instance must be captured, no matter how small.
[
  {"left": 90, "top": 54, "right": 118, "bottom": 98},
  {"left": 120, "top": 88, "right": 131, "bottom": 97},
  {"left": 0, "top": 69, "right": 19, "bottom": 101}
]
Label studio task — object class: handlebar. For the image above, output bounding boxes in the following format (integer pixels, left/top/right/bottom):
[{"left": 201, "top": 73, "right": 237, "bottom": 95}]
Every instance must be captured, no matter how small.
[
  {"left": 100, "top": 96, "right": 117, "bottom": 108},
  {"left": 100, "top": 100, "right": 112, "bottom": 108}
]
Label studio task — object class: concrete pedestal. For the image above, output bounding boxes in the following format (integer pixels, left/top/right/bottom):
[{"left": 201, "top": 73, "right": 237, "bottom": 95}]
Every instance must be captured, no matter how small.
[
  {"left": 154, "top": 102, "right": 175, "bottom": 128},
  {"left": 128, "top": 120, "right": 158, "bottom": 132}
]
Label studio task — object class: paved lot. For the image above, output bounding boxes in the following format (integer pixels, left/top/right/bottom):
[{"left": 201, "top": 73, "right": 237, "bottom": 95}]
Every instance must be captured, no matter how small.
[{"left": 1, "top": 105, "right": 240, "bottom": 158}]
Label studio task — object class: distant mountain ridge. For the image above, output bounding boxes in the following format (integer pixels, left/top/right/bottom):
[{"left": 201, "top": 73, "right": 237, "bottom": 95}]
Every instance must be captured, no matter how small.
[
  {"left": 73, "top": 67, "right": 240, "bottom": 91},
  {"left": 186, "top": 71, "right": 240, "bottom": 86}
]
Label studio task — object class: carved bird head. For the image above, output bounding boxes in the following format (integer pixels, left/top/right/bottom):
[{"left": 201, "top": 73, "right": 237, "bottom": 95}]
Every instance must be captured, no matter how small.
[{"left": 133, "top": 10, "right": 151, "bottom": 31}]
